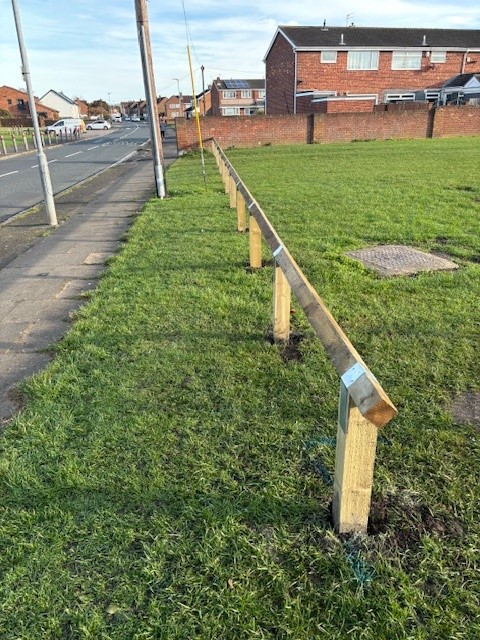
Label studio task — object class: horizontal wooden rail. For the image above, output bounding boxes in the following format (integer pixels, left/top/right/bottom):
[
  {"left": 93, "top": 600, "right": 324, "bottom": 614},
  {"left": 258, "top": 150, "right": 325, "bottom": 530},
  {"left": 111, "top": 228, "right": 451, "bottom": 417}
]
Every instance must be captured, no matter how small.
[
  {"left": 211, "top": 139, "right": 397, "bottom": 534},
  {"left": 212, "top": 139, "right": 396, "bottom": 429}
]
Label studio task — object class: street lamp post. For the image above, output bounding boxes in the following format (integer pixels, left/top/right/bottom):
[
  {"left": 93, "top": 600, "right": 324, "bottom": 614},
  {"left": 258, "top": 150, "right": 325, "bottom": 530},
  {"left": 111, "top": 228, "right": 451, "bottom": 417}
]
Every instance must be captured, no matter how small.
[{"left": 11, "top": 0, "right": 57, "bottom": 226}]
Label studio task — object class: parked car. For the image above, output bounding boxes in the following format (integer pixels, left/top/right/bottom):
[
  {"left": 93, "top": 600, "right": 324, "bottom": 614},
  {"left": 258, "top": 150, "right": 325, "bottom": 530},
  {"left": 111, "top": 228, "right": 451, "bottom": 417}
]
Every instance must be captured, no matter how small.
[
  {"left": 131, "top": 115, "right": 141, "bottom": 122},
  {"left": 86, "top": 120, "right": 111, "bottom": 130},
  {"left": 45, "top": 118, "right": 85, "bottom": 135}
]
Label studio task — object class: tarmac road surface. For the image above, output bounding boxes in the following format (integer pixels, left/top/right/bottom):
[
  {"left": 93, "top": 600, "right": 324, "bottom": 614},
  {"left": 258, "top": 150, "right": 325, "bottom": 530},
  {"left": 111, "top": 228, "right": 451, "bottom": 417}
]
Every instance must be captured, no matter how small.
[{"left": 0, "top": 123, "right": 151, "bottom": 223}]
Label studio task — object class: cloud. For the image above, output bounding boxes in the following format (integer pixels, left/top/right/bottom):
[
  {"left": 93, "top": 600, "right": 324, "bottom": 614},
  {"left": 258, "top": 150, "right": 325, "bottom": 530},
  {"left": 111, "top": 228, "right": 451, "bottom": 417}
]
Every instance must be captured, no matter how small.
[{"left": 1, "top": 0, "right": 479, "bottom": 102}]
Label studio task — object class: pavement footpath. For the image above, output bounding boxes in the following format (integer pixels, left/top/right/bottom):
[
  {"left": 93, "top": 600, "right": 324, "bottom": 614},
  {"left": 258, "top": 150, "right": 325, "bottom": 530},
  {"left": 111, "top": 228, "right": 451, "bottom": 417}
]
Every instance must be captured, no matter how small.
[{"left": 0, "top": 138, "right": 177, "bottom": 423}]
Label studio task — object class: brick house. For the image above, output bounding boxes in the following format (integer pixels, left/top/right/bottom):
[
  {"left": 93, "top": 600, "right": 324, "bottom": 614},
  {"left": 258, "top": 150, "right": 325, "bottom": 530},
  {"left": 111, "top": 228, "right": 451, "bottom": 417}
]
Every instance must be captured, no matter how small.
[
  {"left": 163, "top": 95, "right": 191, "bottom": 122},
  {"left": 195, "top": 87, "right": 212, "bottom": 116},
  {"left": 156, "top": 97, "right": 168, "bottom": 118},
  {"left": 264, "top": 25, "right": 480, "bottom": 114},
  {"left": 0, "top": 85, "right": 59, "bottom": 121},
  {"left": 75, "top": 99, "right": 89, "bottom": 118},
  {"left": 210, "top": 78, "right": 265, "bottom": 116}
]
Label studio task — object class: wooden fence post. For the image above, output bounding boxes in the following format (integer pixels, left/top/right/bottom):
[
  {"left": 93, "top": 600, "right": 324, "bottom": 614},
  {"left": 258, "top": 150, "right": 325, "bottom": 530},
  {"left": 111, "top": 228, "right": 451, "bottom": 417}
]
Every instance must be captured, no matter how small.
[
  {"left": 222, "top": 163, "right": 229, "bottom": 193},
  {"left": 229, "top": 176, "right": 237, "bottom": 208},
  {"left": 236, "top": 192, "right": 246, "bottom": 232},
  {"left": 332, "top": 366, "right": 379, "bottom": 534},
  {"left": 249, "top": 215, "right": 262, "bottom": 269},
  {"left": 273, "top": 260, "right": 291, "bottom": 341}
]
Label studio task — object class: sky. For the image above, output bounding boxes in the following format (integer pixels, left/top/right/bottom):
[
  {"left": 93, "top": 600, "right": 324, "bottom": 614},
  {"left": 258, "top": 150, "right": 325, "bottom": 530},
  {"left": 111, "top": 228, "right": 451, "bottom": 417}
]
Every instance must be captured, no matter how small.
[{"left": 1, "top": 0, "right": 480, "bottom": 105}]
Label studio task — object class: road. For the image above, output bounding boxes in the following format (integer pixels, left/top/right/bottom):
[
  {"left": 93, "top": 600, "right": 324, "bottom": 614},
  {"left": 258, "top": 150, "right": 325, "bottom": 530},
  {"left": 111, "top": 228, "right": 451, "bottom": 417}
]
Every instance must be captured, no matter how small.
[{"left": 0, "top": 123, "right": 151, "bottom": 223}]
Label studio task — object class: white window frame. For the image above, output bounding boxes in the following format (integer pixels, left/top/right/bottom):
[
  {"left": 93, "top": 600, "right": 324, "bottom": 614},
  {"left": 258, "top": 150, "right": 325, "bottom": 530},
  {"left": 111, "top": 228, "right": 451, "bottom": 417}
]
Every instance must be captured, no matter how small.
[
  {"left": 425, "top": 90, "right": 440, "bottom": 102},
  {"left": 430, "top": 50, "right": 446, "bottom": 63},
  {"left": 392, "top": 51, "right": 422, "bottom": 70},
  {"left": 222, "top": 90, "right": 236, "bottom": 99},
  {"left": 170, "top": 103, "right": 180, "bottom": 109},
  {"left": 240, "top": 90, "right": 252, "bottom": 99},
  {"left": 222, "top": 107, "right": 240, "bottom": 116},
  {"left": 321, "top": 50, "right": 337, "bottom": 63},
  {"left": 384, "top": 93, "right": 416, "bottom": 103},
  {"left": 257, "top": 90, "right": 265, "bottom": 99},
  {"left": 244, "top": 107, "right": 256, "bottom": 115},
  {"left": 347, "top": 50, "right": 379, "bottom": 70}
]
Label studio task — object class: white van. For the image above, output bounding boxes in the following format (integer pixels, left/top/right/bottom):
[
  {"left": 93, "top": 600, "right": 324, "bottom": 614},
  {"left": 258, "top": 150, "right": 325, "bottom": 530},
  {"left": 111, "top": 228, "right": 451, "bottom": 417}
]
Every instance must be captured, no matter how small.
[{"left": 45, "top": 118, "right": 86, "bottom": 135}]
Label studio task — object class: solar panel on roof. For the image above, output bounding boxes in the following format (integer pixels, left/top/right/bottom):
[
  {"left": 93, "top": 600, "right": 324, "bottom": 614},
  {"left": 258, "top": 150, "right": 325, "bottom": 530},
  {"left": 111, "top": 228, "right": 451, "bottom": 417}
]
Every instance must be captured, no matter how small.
[{"left": 224, "top": 80, "right": 250, "bottom": 89}]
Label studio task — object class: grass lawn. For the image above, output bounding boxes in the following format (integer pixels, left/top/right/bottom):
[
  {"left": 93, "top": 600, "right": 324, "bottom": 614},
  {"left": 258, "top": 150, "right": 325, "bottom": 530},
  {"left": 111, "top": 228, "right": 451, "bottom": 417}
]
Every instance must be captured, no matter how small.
[{"left": 0, "top": 138, "right": 478, "bottom": 638}]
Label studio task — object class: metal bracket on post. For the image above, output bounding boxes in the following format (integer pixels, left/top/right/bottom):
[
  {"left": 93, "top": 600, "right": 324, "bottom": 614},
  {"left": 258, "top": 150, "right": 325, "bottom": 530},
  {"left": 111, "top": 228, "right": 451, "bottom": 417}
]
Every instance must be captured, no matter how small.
[{"left": 333, "top": 363, "right": 379, "bottom": 534}]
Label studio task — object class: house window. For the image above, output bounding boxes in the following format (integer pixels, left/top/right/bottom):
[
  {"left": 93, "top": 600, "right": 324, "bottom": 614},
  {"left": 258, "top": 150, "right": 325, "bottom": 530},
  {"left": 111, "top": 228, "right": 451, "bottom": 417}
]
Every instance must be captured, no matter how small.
[
  {"left": 222, "top": 90, "right": 236, "bottom": 99},
  {"left": 244, "top": 107, "right": 256, "bottom": 115},
  {"left": 170, "top": 103, "right": 180, "bottom": 109},
  {"left": 430, "top": 50, "right": 446, "bottom": 63},
  {"left": 392, "top": 51, "right": 422, "bottom": 70},
  {"left": 321, "top": 50, "right": 337, "bottom": 63},
  {"left": 171, "top": 111, "right": 179, "bottom": 118},
  {"left": 241, "top": 90, "right": 251, "bottom": 99},
  {"left": 257, "top": 90, "right": 265, "bottom": 99},
  {"left": 347, "top": 50, "right": 379, "bottom": 70},
  {"left": 222, "top": 107, "right": 240, "bottom": 116},
  {"left": 7, "top": 99, "right": 12, "bottom": 105}
]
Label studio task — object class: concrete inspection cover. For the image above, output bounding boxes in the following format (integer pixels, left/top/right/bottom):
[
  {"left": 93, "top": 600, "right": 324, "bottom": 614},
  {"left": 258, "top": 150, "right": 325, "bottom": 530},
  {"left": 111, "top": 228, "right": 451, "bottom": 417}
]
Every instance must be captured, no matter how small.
[
  {"left": 451, "top": 391, "right": 480, "bottom": 427},
  {"left": 347, "top": 245, "right": 458, "bottom": 277}
]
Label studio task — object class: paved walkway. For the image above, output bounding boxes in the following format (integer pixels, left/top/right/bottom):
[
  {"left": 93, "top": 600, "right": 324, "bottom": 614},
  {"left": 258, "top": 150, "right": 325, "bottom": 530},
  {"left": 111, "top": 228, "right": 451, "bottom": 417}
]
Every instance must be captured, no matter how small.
[{"left": 0, "top": 140, "right": 177, "bottom": 423}]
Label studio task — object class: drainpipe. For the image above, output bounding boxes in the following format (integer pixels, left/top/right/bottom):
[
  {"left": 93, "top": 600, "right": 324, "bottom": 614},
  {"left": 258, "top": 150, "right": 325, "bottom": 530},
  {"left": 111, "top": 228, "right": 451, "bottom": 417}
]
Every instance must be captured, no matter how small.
[
  {"left": 294, "top": 50, "right": 298, "bottom": 114},
  {"left": 461, "top": 50, "right": 470, "bottom": 74}
]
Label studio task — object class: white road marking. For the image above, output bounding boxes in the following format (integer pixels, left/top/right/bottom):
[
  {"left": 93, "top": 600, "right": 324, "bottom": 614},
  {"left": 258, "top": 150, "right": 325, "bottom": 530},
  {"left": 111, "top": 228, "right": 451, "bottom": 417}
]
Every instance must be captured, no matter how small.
[
  {"left": 65, "top": 151, "right": 82, "bottom": 158},
  {"left": 87, "top": 146, "right": 99, "bottom": 150},
  {"left": 0, "top": 170, "right": 19, "bottom": 178}
]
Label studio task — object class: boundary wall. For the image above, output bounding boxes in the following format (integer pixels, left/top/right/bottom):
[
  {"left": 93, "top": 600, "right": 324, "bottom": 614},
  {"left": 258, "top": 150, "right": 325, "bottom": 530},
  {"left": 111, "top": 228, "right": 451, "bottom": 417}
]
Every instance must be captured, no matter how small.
[{"left": 175, "top": 106, "right": 480, "bottom": 151}]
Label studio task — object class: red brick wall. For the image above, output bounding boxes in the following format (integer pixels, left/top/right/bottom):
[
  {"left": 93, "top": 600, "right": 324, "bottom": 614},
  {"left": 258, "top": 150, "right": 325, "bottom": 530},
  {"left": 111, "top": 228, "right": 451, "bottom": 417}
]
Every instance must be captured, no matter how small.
[
  {"left": 210, "top": 83, "right": 221, "bottom": 117},
  {"left": 265, "top": 34, "right": 296, "bottom": 115},
  {"left": 433, "top": 105, "right": 480, "bottom": 137},
  {"left": 175, "top": 106, "right": 480, "bottom": 150},
  {"left": 312, "top": 110, "right": 431, "bottom": 143},
  {"left": 176, "top": 114, "right": 310, "bottom": 149}
]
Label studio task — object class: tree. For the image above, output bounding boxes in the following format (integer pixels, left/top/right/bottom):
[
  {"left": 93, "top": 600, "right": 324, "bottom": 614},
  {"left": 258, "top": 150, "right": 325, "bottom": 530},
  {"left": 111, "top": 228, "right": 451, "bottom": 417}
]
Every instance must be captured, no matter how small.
[{"left": 88, "top": 99, "right": 109, "bottom": 118}]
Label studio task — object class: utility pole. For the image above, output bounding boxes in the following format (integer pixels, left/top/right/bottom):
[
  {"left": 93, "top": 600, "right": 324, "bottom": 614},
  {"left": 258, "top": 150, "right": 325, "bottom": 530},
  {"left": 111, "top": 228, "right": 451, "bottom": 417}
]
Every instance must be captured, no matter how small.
[
  {"left": 11, "top": 0, "right": 57, "bottom": 226},
  {"left": 134, "top": 0, "right": 166, "bottom": 198},
  {"left": 201, "top": 65, "right": 206, "bottom": 115}
]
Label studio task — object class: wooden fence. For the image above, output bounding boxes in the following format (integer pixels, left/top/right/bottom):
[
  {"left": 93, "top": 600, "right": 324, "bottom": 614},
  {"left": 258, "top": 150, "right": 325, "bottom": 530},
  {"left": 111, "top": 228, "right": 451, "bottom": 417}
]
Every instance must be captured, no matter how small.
[{"left": 211, "top": 139, "right": 398, "bottom": 534}]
